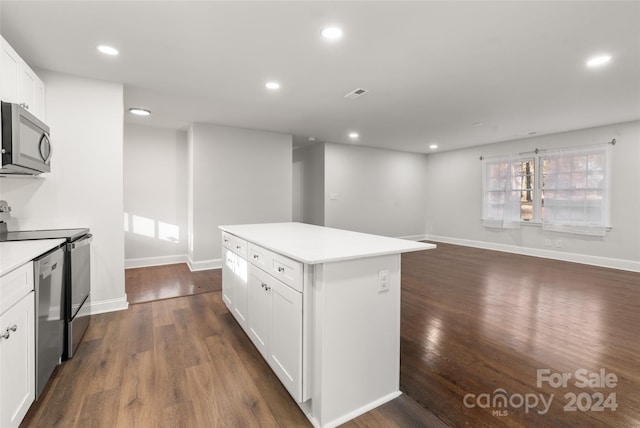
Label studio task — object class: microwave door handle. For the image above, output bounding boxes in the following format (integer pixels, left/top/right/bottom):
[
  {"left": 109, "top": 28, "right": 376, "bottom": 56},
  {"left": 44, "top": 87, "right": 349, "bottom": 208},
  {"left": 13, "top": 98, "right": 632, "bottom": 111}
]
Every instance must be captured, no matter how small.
[{"left": 39, "top": 134, "right": 52, "bottom": 164}]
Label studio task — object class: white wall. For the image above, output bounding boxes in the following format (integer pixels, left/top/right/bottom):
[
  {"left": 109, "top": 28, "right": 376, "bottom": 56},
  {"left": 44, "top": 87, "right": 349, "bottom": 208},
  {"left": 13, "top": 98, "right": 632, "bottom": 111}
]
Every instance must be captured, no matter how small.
[
  {"left": 292, "top": 143, "right": 325, "bottom": 226},
  {"left": 188, "top": 123, "right": 292, "bottom": 269},
  {"left": 0, "top": 70, "right": 127, "bottom": 312},
  {"left": 425, "top": 120, "right": 640, "bottom": 271},
  {"left": 123, "top": 123, "right": 188, "bottom": 267},
  {"left": 323, "top": 143, "right": 429, "bottom": 239}
]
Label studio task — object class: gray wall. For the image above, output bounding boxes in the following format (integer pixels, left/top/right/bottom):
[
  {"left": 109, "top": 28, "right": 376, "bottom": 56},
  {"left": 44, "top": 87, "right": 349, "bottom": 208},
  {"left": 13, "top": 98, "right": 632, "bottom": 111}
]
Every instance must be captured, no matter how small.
[
  {"left": 323, "top": 143, "right": 429, "bottom": 238},
  {"left": 424, "top": 120, "right": 640, "bottom": 269},
  {"left": 123, "top": 124, "right": 188, "bottom": 266},
  {"left": 188, "top": 123, "right": 292, "bottom": 268},
  {"left": 293, "top": 143, "right": 325, "bottom": 226},
  {"left": 0, "top": 70, "right": 127, "bottom": 313}
]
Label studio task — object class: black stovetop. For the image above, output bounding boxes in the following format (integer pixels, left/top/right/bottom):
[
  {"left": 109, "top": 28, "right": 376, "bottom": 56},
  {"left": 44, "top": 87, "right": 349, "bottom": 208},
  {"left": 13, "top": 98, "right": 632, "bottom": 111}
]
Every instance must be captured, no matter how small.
[{"left": 0, "top": 228, "right": 90, "bottom": 243}]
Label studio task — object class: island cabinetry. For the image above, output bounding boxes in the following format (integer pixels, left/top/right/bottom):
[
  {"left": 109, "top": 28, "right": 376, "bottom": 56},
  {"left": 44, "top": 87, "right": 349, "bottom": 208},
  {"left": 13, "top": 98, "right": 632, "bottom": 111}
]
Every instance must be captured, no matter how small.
[
  {"left": 247, "top": 263, "right": 302, "bottom": 402},
  {"left": 221, "top": 232, "right": 248, "bottom": 329},
  {"left": 0, "top": 262, "right": 35, "bottom": 428},
  {"left": 220, "top": 223, "right": 435, "bottom": 428}
]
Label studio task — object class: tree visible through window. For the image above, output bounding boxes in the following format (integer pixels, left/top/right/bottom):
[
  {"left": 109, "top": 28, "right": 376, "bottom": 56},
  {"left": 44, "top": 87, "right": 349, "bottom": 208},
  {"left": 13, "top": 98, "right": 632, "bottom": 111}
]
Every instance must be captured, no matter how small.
[{"left": 482, "top": 144, "right": 611, "bottom": 235}]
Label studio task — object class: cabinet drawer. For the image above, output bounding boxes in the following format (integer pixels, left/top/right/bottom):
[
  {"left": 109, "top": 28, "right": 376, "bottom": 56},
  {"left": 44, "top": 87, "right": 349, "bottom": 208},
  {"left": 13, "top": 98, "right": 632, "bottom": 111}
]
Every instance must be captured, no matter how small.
[
  {"left": 270, "top": 253, "right": 303, "bottom": 293},
  {"left": 222, "top": 232, "right": 234, "bottom": 250},
  {"left": 222, "top": 232, "right": 247, "bottom": 259},
  {"left": 0, "top": 262, "right": 34, "bottom": 315},
  {"left": 248, "top": 243, "right": 273, "bottom": 271}
]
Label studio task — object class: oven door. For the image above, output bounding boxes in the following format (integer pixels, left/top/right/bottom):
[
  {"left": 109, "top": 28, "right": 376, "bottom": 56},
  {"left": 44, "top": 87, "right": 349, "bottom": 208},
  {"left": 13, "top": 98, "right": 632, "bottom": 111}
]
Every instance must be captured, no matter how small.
[
  {"left": 68, "top": 234, "right": 92, "bottom": 320},
  {"left": 64, "top": 233, "right": 92, "bottom": 360}
]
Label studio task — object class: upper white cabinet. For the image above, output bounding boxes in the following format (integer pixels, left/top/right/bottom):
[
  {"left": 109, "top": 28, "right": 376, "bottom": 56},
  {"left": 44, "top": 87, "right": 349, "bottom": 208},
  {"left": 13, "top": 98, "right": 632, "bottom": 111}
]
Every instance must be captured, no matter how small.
[
  {"left": 0, "top": 262, "right": 36, "bottom": 428},
  {"left": 0, "top": 36, "right": 46, "bottom": 122}
]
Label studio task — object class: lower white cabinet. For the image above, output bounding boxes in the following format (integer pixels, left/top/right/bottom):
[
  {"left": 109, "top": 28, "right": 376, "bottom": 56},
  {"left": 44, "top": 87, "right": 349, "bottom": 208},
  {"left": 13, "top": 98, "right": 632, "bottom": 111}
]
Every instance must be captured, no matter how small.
[
  {"left": 222, "top": 247, "right": 248, "bottom": 330},
  {"left": 0, "top": 263, "right": 35, "bottom": 428},
  {"left": 247, "top": 265, "right": 303, "bottom": 401}
]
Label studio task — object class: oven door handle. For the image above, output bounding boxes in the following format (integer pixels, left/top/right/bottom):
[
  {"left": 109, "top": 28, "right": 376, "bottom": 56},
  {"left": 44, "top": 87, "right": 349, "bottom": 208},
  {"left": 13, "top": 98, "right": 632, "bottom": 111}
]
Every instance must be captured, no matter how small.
[{"left": 68, "top": 234, "right": 93, "bottom": 250}]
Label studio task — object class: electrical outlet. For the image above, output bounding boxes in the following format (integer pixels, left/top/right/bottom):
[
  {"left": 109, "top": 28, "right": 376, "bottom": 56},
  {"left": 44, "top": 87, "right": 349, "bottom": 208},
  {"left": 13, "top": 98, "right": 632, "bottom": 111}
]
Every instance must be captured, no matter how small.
[
  {"left": 378, "top": 269, "right": 390, "bottom": 293},
  {"left": 555, "top": 239, "right": 562, "bottom": 248},
  {"left": 545, "top": 239, "right": 552, "bottom": 247}
]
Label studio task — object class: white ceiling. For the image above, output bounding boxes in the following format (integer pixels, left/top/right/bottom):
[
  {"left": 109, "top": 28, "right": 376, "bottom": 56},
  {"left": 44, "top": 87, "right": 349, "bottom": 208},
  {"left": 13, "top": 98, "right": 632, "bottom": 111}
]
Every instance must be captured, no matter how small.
[{"left": 1, "top": 1, "right": 639, "bottom": 153}]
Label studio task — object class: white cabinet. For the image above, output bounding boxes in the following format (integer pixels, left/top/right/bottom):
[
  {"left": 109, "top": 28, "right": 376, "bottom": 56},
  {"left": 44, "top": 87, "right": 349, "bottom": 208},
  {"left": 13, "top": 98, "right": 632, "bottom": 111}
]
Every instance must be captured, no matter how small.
[
  {"left": 268, "top": 273, "right": 302, "bottom": 401},
  {"left": 247, "top": 264, "right": 302, "bottom": 402},
  {"left": 221, "top": 233, "right": 248, "bottom": 330},
  {"left": 0, "top": 36, "right": 46, "bottom": 121},
  {"left": 0, "top": 262, "right": 35, "bottom": 428}
]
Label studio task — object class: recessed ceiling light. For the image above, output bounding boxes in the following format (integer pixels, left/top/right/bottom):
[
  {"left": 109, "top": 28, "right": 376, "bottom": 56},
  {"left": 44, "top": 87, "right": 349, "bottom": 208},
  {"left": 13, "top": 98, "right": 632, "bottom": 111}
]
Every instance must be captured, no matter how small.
[
  {"left": 321, "top": 27, "right": 343, "bottom": 41},
  {"left": 265, "top": 81, "right": 280, "bottom": 90},
  {"left": 472, "top": 122, "right": 484, "bottom": 127},
  {"left": 129, "top": 108, "right": 151, "bottom": 116},
  {"left": 429, "top": 144, "right": 438, "bottom": 150},
  {"left": 586, "top": 54, "right": 611, "bottom": 68},
  {"left": 348, "top": 132, "right": 359, "bottom": 139},
  {"left": 308, "top": 137, "right": 316, "bottom": 141},
  {"left": 97, "top": 45, "right": 119, "bottom": 56}
]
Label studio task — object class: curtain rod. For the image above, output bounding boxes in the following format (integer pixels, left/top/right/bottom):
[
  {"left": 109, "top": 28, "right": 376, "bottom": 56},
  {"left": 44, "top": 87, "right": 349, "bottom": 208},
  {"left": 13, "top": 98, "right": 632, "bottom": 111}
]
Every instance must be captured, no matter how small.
[{"left": 479, "top": 138, "right": 616, "bottom": 161}]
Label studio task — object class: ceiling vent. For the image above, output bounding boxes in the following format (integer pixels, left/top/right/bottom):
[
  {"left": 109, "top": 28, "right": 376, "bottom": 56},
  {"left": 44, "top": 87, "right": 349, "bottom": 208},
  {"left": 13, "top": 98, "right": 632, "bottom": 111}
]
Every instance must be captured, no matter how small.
[{"left": 344, "top": 88, "right": 368, "bottom": 99}]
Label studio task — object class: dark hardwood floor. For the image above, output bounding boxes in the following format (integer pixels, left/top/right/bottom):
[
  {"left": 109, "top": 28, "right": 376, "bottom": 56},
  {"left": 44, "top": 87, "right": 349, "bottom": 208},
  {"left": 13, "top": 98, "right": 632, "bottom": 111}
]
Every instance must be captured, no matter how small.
[{"left": 22, "top": 243, "right": 640, "bottom": 427}]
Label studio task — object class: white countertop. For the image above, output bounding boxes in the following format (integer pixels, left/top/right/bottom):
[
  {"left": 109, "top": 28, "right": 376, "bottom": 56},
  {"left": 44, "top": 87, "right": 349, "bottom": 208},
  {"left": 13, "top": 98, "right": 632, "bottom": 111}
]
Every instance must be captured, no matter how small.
[
  {"left": 0, "top": 239, "right": 66, "bottom": 276},
  {"left": 219, "top": 222, "right": 436, "bottom": 264}
]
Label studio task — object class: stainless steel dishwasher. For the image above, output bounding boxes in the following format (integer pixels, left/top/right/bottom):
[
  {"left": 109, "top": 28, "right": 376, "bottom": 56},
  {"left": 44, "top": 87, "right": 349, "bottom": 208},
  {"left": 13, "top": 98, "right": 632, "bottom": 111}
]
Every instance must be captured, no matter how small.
[{"left": 34, "top": 246, "right": 65, "bottom": 399}]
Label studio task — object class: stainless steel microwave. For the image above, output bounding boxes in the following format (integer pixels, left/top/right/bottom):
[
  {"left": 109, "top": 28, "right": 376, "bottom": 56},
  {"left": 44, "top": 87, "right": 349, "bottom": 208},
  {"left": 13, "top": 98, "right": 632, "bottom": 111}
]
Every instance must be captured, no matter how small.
[{"left": 1, "top": 101, "right": 52, "bottom": 175}]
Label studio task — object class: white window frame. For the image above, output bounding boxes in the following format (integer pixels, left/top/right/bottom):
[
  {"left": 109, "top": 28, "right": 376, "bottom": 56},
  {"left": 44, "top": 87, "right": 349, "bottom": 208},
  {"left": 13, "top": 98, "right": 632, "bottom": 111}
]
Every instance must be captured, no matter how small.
[{"left": 482, "top": 144, "right": 612, "bottom": 235}]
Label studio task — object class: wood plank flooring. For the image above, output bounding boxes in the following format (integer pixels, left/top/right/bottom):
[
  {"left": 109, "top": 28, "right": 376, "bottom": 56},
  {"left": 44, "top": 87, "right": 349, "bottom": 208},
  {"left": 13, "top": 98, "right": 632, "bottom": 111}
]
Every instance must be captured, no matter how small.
[
  {"left": 125, "top": 263, "right": 221, "bottom": 304},
  {"left": 22, "top": 243, "right": 640, "bottom": 427},
  {"left": 400, "top": 243, "right": 640, "bottom": 428}
]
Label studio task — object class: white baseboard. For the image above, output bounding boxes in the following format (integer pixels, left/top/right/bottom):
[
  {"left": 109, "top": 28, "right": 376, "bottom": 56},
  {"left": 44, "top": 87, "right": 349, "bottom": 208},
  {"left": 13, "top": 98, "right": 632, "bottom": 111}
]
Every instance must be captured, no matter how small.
[
  {"left": 88, "top": 295, "right": 129, "bottom": 315},
  {"left": 398, "top": 234, "right": 429, "bottom": 242},
  {"left": 426, "top": 234, "right": 640, "bottom": 273},
  {"left": 187, "top": 256, "right": 221, "bottom": 272},
  {"left": 125, "top": 254, "right": 188, "bottom": 269}
]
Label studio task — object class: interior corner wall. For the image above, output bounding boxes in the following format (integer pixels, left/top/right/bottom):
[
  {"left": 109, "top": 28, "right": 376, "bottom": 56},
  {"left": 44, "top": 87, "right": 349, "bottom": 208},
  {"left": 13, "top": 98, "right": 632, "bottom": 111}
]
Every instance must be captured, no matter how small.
[
  {"left": 189, "top": 123, "right": 292, "bottom": 268},
  {"left": 424, "top": 120, "right": 640, "bottom": 270},
  {"left": 123, "top": 123, "right": 188, "bottom": 266},
  {"left": 292, "top": 143, "right": 325, "bottom": 226},
  {"left": 0, "top": 70, "right": 127, "bottom": 312},
  {"left": 323, "top": 143, "right": 429, "bottom": 239}
]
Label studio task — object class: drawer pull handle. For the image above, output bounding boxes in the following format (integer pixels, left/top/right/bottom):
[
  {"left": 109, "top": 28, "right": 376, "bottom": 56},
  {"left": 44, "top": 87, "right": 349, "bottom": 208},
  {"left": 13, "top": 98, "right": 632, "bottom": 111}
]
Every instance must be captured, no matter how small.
[
  {"left": 236, "top": 245, "right": 241, "bottom": 250},
  {"left": 1, "top": 330, "right": 10, "bottom": 340},
  {"left": 265, "top": 285, "right": 271, "bottom": 291},
  {"left": 253, "top": 254, "right": 259, "bottom": 259},
  {"left": 261, "top": 282, "right": 267, "bottom": 289},
  {"left": 277, "top": 267, "right": 285, "bottom": 273},
  {"left": 9, "top": 325, "right": 17, "bottom": 332}
]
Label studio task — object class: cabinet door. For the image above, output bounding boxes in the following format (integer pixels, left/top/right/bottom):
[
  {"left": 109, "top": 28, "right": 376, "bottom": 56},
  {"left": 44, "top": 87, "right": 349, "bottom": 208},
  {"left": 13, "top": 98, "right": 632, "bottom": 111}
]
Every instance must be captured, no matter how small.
[
  {"left": 221, "top": 248, "right": 236, "bottom": 310},
  {"left": 0, "top": 37, "right": 20, "bottom": 103},
  {"left": 247, "top": 266, "right": 271, "bottom": 359},
  {"left": 269, "top": 277, "right": 303, "bottom": 402},
  {"left": 0, "top": 292, "right": 35, "bottom": 428},
  {"left": 232, "top": 256, "right": 248, "bottom": 330},
  {"left": 19, "top": 64, "right": 36, "bottom": 112}
]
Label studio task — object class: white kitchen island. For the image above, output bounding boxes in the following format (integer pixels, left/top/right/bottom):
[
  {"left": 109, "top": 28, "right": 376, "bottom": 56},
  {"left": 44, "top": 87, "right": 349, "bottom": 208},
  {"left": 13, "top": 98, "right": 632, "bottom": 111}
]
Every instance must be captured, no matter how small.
[{"left": 219, "top": 222, "right": 435, "bottom": 428}]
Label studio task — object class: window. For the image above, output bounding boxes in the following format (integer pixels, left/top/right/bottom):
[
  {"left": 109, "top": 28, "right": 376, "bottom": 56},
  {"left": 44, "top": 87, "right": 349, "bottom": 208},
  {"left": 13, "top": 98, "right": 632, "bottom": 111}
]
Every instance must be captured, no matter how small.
[
  {"left": 482, "top": 144, "right": 611, "bottom": 236},
  {"left": 542, "top": 145, "right": 611, "bottom": 236}
]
